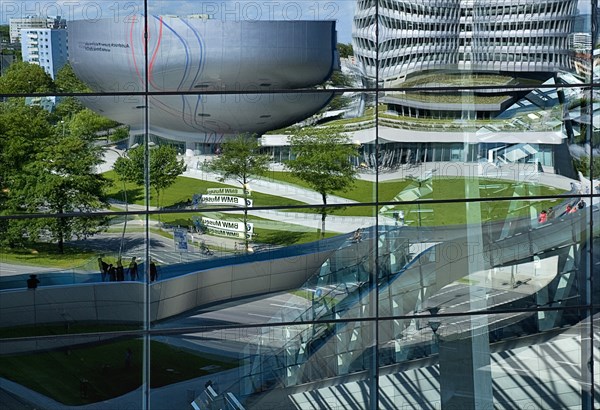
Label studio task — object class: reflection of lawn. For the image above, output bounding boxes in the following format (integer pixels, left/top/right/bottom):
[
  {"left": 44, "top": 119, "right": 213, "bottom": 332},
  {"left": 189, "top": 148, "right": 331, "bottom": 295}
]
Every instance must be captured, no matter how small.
[
  {"left": 0, "top": 339, "right": 239, "bottom": 405},
  {"left": 105, "top": 169, "right": 568, "bottom": 229},
  {"left": 104, "top": 171, "right": 306, "bottom": 209},
  {"left": 0, "top": 243, "right": 96, "bottom": 269}
]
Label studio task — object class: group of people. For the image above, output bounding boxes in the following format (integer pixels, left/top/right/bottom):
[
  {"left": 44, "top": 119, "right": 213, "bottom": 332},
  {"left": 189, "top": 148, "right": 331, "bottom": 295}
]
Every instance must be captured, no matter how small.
[
  {"left": 98, "top": 257, "right": 140, "bottom": 282},
  {"left": 539, "top": 200, "right": 586, "bottom": 224}
]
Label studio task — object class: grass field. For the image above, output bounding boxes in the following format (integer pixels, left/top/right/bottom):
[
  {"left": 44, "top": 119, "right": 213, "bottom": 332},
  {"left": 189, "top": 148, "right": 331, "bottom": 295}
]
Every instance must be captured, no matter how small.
[
  {"left": 104, "top": 171, "right": 306, "bottom": 209},
  {"left": 0, "top": 339, "right": 239, "bottom": 405},
  {"left": 0, "top": 243, "right": 97, "bottom": 269}
]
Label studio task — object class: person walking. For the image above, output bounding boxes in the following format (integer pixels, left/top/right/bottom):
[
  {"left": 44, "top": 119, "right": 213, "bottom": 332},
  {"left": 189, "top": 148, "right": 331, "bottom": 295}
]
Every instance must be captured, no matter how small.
[
  {"left": 116, "top": 258, "right": 125, "bottom": 281},
  {"left": 108, "top": 264, "right": 117, "bottom": 282},
  {"left": 98, "top": 257, "right": 109, "bottom": 282},
  {"left": 150, "top": 260, "right": 158, "bottom": 282},
  {"left": 128, "top": 257, "right": 138, "bottom": 281}
]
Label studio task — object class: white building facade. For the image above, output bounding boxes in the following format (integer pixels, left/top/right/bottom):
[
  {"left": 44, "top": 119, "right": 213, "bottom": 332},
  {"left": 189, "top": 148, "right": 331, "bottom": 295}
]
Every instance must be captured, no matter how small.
[
  {"left": 353, "top": 0, "right": 578, "bottom": 86},
  {"left": 20, "top": 28, "right": 68, "bottom": 79}
]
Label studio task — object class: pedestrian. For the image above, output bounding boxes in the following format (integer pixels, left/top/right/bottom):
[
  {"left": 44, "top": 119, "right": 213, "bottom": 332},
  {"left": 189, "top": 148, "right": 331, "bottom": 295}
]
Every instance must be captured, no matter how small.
[
  {"left": 547, "top": 207, "right": 555, "bottom": 220},
  {"left": 26, "top": 274, "right": 40, "bottom": 289},
  {"left": 116, "top": 258, "right": 125, "bottom": 281},
  {"left": 578, "top": 199, "right": 585, "bottom": 210},
  {"left": 128, "top": 257, "right": 138, "bottom": 281},
  {"left": 98, "top": 257, "right": 109, "bottom": 282},
  {"left": 108, "top": 264, "right": 117, "bottom": 281},
  {"left": 150, "top": 260, "right": 158, "bottom": 282},
  {"left": 538, "top": 210, "right": 547, "bottom": 224},
  {"left": 352, "top": 228, "right": 362, "bottom": 243}
]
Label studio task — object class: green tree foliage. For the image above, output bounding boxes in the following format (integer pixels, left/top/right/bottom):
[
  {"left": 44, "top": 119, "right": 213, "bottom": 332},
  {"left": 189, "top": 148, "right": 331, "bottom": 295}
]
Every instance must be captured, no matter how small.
[
  {"left": 19, "top": 131, "right": 109, "bottom": 253},
  {"left": 0, "top": 61, "right": 55, "bottom": 93},
  {"left": 0, "top": 25, "right": 9, "bottom": 41},
  {"left": 330, "top": 72, "right": 353, "bottom": 87},
  {"left": 55, "top": 63, "right": 91, "bottom": 93},
  {"left": 0, "top": 101, "right": 55, "bottom": 246},
  {"left": 0, "top": 100, "right": 109, "bottom": 251},
  {"left": 286, "top": 126, "right": 358, "bottom": 237},
  {"left": 573, "top": 155, "right": 600, "bottom": 178},
  {"left": 113, "top": 144, "right": 186, "bottom": 209},
  {"left": 337, "top": 43, "right": 354, "bottom": 58},
  {"left": 208, "top": 134, "right": 270, "bottom": 250},
  {"left": 69, "top": 108, "right": 119, "bottom": 140}
]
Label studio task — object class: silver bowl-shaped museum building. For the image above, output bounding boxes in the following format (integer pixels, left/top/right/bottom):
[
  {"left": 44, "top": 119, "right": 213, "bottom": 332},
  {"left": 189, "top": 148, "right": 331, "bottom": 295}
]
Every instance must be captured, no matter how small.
[{"left": 68, "top": 16, "right": 339, "bottom": 147}]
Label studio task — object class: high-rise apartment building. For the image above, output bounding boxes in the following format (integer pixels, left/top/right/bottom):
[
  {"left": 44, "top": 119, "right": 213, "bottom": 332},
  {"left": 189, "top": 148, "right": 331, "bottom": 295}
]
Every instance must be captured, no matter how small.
[{"left": 20, "top": 28, "right": 68, "bottom": 80}]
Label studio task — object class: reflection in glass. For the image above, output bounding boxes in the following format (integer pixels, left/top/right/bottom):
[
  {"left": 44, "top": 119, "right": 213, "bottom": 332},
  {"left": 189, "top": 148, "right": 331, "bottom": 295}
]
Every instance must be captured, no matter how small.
[{"left": 1, "top": 2, "right": 600, "bottom": 409}]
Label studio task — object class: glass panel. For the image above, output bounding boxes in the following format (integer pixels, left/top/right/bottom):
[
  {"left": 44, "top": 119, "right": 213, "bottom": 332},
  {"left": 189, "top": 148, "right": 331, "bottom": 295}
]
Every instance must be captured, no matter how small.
[
  {"left": 151, "top": 322, "right": 376, "bottom": 409},
  {"left": 377, "top": 86, "right": 586, "bottom": 201},
  {"left": 378, "top": 196, "right": 591, "bottom": 317},
  {"left": 378, "top": 308, "right": 589, "bottom": 409},
  {"left": 377, "top": 0, "right": 589, "bottom": 89},
  {"left": 0, "top": 214, "right": 147, "bottom": 336},
  {"left": 0, "top": 334, "right": 145, "bottom": 407},
  {"left": 149, "top": 205, "right": 376, "bottom": 327},
  {"left": 147, "top": 0, "right": 359, "bottom": 91}
]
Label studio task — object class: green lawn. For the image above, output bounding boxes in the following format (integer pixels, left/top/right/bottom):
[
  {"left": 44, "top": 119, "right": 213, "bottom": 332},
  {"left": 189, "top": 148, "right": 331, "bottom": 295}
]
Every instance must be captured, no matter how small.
[
  {"left": 0, "top": 339, "right": 239, "bottom": 405},
  {"left": 267, "top": 172, "right": 566, "bottom": 224},
  {"left": 104, "top": 171, "right": 307, "bottom": 209},
  {"left": 0, "top": 243, "right": 97, "bottom": 269}
]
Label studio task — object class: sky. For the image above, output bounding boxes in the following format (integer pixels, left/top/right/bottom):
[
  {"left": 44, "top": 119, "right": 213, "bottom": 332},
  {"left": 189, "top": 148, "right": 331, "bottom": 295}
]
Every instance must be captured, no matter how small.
[{"left": 0, "top": 0, "right": 357, "bottom": 42}]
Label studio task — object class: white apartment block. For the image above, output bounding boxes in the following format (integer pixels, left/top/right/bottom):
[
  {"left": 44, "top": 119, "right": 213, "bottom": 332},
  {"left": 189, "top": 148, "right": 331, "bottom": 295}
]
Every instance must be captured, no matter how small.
[{"left": 20, "top": 28, "right": 68, "bottom": 79}]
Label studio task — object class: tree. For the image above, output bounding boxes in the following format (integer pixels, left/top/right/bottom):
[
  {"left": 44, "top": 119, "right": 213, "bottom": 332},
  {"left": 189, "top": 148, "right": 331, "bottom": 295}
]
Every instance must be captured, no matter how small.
[
  {"left": 68, "top": 108, "right": 119, "bottom": 140},
  {"left": 0, "top": 100, "right": 54, "bottom": 247},
  {"left": 0, "top": 61, "right": 55, "bottom": 94},
  {"left": 55, "top": 63, "right": 91, "bottom": 93},
  {"left": 208, "top": 134, "right": 270, "bottom": 251},
  {"left": 20, "top": 132, "right": 110, "bottom": 253},
  {"left": 0, "top": 100, "right": 110, "bottom": 252},
  {"left": 113, "top": 144, "right": 185, "bottom": 210},
  {"left": 286, "top": 126, "right": 358, "bottom": 238},
  {"left": 336, "top": 43, "right": 354, "bottom": 58}
]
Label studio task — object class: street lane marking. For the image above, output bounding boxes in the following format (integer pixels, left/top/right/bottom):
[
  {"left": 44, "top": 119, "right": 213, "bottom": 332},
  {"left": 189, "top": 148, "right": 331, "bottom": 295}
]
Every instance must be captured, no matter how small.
[
  {"left": 247, "top": 313, "right": 278, "bottom": 319},
  {"left": 270, "top": 303, "right": 305, "bottom": 311}
]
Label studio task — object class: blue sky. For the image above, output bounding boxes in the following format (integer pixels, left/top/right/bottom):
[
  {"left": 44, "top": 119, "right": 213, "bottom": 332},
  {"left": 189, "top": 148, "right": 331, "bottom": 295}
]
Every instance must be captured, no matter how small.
[{"left": 0, "top": 0, "right": 356, "bottom": 42}]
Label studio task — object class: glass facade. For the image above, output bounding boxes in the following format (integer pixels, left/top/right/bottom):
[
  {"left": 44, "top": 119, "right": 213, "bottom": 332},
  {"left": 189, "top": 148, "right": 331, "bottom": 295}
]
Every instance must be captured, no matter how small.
[{"left": 0, "top": 1, "right": 599, "bottom": 409}]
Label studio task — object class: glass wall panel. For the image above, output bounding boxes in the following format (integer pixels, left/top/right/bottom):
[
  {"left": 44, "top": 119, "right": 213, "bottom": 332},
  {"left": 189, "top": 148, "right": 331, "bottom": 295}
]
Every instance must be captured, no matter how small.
[
  {"left": 0, "top": 213, "right": 148, "bottom": 337},
  {"left": 0, "top": 1, "right": 599, "bottom": 409},
  {"left": 147, "top": 0, "right": 360, "bottom": 91},
  {"left": 149, "top": 205, "right": 377, "bottom": 328},
  {"left": 376, "top": 85, "right": 588, "bottom": 202},
  {"left": 378, "top": 308, "right": 590, "bottom": 409},
  {"left": 0, "top": 334, "right": 145, "bottom": 408},
  {"left": 376, "top": 0, "right": 590, "bottom": 89},
  {"left": 151, "top": 323, "right": 376, "bottom": 409},
  {"left": 377, "top": 195, "right": 592, "bottom": 321}
]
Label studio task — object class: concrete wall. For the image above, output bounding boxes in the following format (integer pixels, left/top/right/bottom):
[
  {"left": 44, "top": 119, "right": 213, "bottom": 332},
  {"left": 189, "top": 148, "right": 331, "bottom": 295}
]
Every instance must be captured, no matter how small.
[{"left": 0, "top": 250, "right": 332, "bottom": 329}]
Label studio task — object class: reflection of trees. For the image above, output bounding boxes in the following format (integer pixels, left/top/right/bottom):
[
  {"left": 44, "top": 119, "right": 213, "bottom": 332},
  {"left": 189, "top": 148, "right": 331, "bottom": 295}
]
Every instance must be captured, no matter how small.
[
  {"left": 286, "top": 126, "right": 358, "bottom": 238},
  {"left": 208, "top": 134, "right": 270, "bottom": 252}
]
